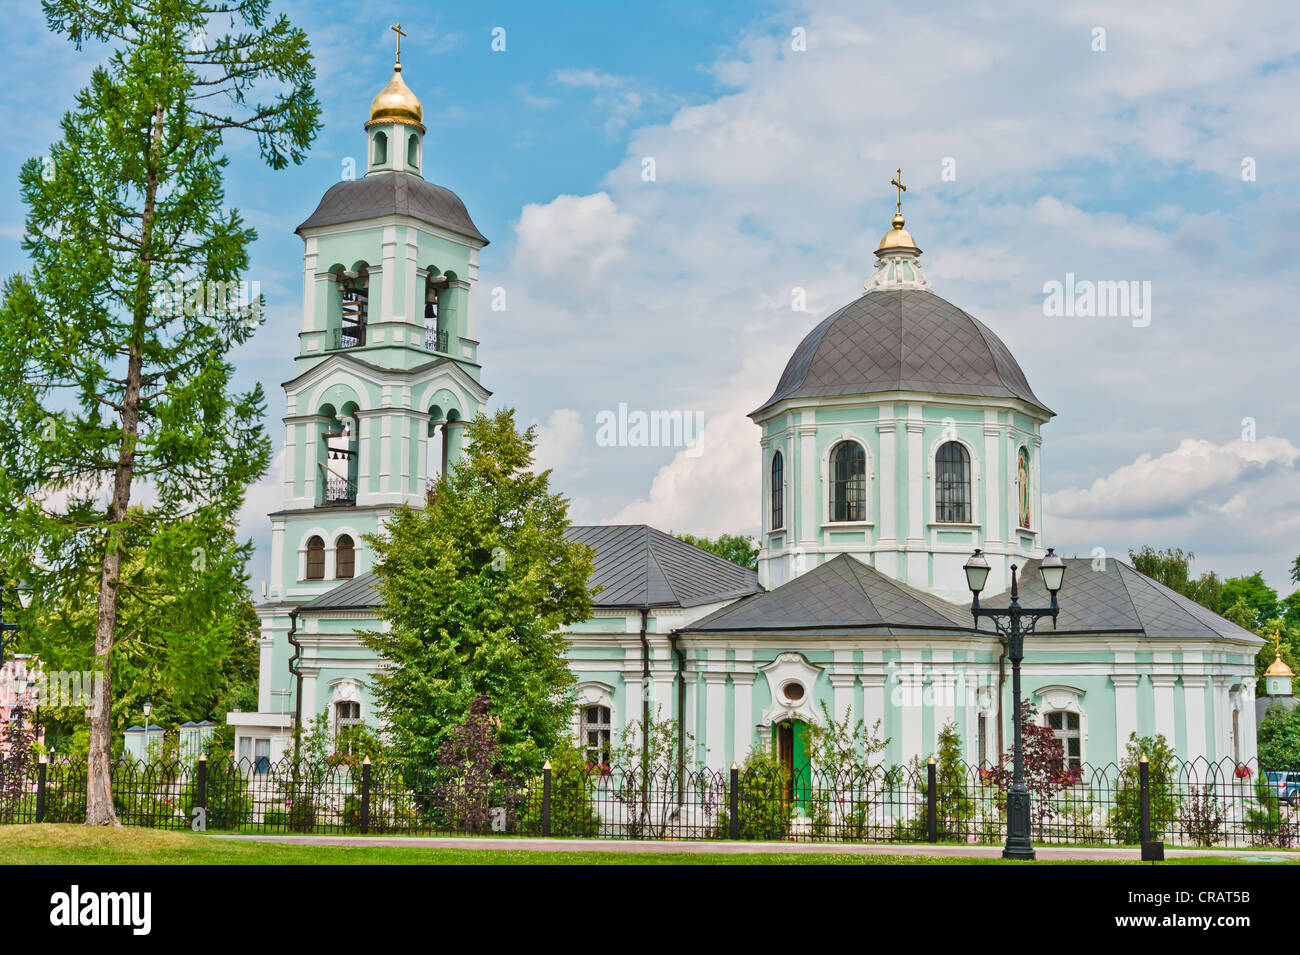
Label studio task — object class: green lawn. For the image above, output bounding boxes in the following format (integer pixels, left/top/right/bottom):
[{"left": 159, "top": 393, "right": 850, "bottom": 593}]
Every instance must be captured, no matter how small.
[{"left": 0, "top": 825, "right": 1293, "bottom": 864}]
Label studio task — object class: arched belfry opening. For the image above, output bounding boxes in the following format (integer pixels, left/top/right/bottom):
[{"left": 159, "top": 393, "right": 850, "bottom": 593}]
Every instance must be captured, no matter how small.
[
  {"left": 331, "top": 265, "right": 369, "bottom": 350},
  {"left": 319, "top": 401, "right": 360, "bottom": 505},
  {"left": 424, "top": 269, "right": 449, "bottom": 352}
]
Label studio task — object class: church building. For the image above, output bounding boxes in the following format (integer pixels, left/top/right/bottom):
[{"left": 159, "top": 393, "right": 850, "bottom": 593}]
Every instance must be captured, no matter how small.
[{"left": 229, "top": 57, "right": 1265, "bottom": 780}]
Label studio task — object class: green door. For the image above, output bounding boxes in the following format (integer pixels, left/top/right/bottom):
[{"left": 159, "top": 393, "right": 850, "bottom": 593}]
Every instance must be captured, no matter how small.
[{"left": 773, "top": 720, "right": 811, "bottom": 810}]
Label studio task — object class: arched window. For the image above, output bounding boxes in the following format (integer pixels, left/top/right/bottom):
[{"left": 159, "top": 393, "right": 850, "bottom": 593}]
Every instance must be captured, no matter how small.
[
  {"left": 770, "top": 451, "right": 784, "bottom": 529},
  {"left": 935, "top": 441, "right": 971, "bottom": 523},
  {"left": 335, "top": 267, "right": 369, "bottom": 349},
  {"left": 829, "top": 441, "right": 866, "bottom": 522},
  {"left": 305, "top": 536, "right": 326, "bottom": 580},
  {"left": 407, "top": 133, "right": 420, "bottom": 169},
  {"left": 1016, "top": 447, "right": 1031, "bottom": 529},
  {"left": 335, "top": 534, "right": 355, "bottom": 579},
  {"left": 372, "top": 131, "right": 387, "bottom": 165},
  {"left": 424, "top": 272, "right": 447, "bottom": 351}
]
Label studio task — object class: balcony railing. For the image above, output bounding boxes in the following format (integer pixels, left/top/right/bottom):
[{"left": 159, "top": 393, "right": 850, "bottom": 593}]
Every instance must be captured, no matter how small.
[
  {"left": 331, "top": 327, "right": 365, "bottom": 350},
  {"left": 425, "top": 325, "right": 448, "bottom": 353},
  {"left": 319, "top": 463, "right": 357, "bottom": 505}
]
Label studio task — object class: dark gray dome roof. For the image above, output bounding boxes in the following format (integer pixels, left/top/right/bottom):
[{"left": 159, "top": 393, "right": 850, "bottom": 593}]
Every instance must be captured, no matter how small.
[
  {"left": 296, "top": 170, "right": 488, "bottom": 244},
  {"left": 753, "top": 289, "right": 1051, "bottom": 417}
]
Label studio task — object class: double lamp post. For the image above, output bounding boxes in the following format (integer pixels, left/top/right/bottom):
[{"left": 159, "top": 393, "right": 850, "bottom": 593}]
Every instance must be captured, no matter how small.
[{"left": 962, "top": 547, "right": 1067, "bottom": 861}]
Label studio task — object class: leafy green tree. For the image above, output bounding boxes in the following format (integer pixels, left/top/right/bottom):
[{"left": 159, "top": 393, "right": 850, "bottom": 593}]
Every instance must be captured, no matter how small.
[
  {"left": 673, "top": 533, "right": 759, "bottom": 570},
  {"left": 363, "top": 410, "right": 595, "bottom": 777},
  {"left": 0, "top": 2, "right": 318, "bottom": 825},
  {"left": 1219, "top": 572, "right": 1280, "bottom": 629},
  {"left": 1257, "top": 704, "right": 1300, "bottom": 772}
]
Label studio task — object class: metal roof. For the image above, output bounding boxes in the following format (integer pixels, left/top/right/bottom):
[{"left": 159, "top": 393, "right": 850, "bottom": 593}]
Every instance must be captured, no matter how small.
[
  {"left": 681, "top": 554, "right": 975, "bottom": 636},
  {"left": 296, "top": 170, "right": 488, "bottom": 244},
  {"left": 297, "top": 524, "right": 760, "bottom": 613},
  {"left": 753, "top": 289, "right": 1052, "bottom": 417},
  {"left": 563, "top": 525, "right": 761, "bottom": 608},
  {"left": 980, "top": 557, "right": 1264, "bottom": 641}
]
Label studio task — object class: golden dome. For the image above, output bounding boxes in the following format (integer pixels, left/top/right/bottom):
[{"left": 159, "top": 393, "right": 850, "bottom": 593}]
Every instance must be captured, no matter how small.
[
  {"left": 366, "top": 66, "right": 425, "bottom": 131},
  {"left": 877, "top": 212, "right": 920, "bottom": 253},
  {"left": 1265, "top": 652, "right": 1295, "bottom": 679}
]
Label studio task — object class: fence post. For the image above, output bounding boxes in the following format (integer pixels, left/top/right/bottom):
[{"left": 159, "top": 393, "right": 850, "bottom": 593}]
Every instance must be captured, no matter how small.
[
  {"left": 729, "top": 762, "right": 739, "bottom": 840},
  {"left": 541, "top": 759, "right": 552, "bottom": 837},
  {"left": 926, "top": 755, "right": 938, "bottom": 843},
  {"left": 1139, "top": 753, "right": 1164, "bottom": 861},
  {"left": 35, "top": 754, "right": 48, "bottom": 823},
  {"left": 195, "top": 754, "right": 207, "bottom": 814},
  {"left": 360, "top": 757, "right": 371, "bottom": 835}
]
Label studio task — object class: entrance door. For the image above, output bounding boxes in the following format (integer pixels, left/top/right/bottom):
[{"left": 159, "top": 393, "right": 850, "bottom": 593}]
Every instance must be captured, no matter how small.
[{"left": 773, "top": 720, "right": 810, "bottom": 808}]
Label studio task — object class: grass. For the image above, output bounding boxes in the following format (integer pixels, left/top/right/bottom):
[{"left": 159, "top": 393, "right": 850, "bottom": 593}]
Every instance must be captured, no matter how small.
[{"left": 0, "top": 825, "right": 1295, "bottom": 865}]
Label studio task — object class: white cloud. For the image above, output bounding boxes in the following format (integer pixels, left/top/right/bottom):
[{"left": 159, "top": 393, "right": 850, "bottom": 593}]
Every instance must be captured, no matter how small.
[{"left": 511, "top": 193, "right": 637, "bottom": 287}]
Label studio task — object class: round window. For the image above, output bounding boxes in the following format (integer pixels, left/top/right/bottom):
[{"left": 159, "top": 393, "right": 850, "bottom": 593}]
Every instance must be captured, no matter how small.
[{"left": 783, "top": 682, "right": 805, "bottom": 702}]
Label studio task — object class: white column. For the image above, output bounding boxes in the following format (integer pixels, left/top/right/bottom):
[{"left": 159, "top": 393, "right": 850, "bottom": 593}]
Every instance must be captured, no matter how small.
[
  {"left": 380, "top": 226, "right": 397, "bottom": 324},
  {"left": 861, "top": 673, "right": 887, "bottom": 740},
  {"left": 877, "top": 423, "right": 896, "bottom": 544},
  {"left": 1112, "top": 674, "right": 1140, "bottom": 758},
  {"left": 683, "top": 665, "right": 698, "bottom": 766},
  {"left": 829, "top": 672, "right": 856, "bottom": 725},
  {"left": 301, "top": 237, "right": 318, "bottom": 333},
  {"left": 931, "top": 651, "right": 955, "bottom": 749},
  {"left": 1183, "top": 675, "right": 1208, "bottom": 761},
  {"left": 1240, "top": 683, "right": 1258, "bottom": 763},
  {"left": 704, "top": 673, "right": 728, "bottom": 770},
  {"left": 906, "top": 420, "right": 924, "bottom": 540},
  {"left": 898, "top": 668, "right": 923, "bottom": 765},
  {"left": 1212, "top": 675, "right": 1233, "bottom": 762},
  {"left": 983, "top": 422, "right": 1001, "bottom": 546},
  {"left": 798, "top": 419, "right": 818, "bottom": 552},
  {"left": 1151, "top": 674, "right": 1177, "bottom": 745},
  {"left": 732, "top": 672, "right": 755, "bottom": 766}
]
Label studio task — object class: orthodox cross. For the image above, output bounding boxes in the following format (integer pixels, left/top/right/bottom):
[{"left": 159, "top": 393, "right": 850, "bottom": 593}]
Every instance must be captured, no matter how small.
[
  {"left": 890, "top": 168, "right": 907, "bottom": 215},
  {"left": 391, "top": 22, "right": 407, "bottom": 67}
]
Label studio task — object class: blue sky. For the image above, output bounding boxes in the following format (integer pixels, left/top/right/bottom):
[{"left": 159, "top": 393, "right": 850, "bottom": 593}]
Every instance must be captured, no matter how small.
[{"left": 4, "top": 0, "right": 1299, "bottom": 596}]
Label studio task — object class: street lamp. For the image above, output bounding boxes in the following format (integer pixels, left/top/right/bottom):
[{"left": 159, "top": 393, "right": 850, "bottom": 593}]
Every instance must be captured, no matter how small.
[
  {"left": 0, "top": 580, "right": 31, "bottom": 667},
  {"left": 964, "top": 547, "right": 1067, "bottom": 861},
  {"left": 142, "top": 699, "right": 153, "bottom": 724}
]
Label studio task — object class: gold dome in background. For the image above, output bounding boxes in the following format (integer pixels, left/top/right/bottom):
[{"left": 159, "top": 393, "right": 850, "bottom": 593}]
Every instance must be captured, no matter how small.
[
  {"left": 366, "top": 67, "right": 425, "bottom": 131},
  {"left": 877, "top": 212, "right": 919, "bottom": 252},
  {"left": 1265, "top": 628, "right": 1295, "bottom": 678}
]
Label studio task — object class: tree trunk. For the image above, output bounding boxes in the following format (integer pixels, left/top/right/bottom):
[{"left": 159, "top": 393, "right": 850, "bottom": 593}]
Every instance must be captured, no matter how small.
[{"left": 84, "top": 102, "right": 162, "bottom": 826}]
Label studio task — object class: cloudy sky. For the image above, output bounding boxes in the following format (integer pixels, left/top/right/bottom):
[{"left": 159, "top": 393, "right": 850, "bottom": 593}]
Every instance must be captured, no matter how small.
[{"left": 4, "top": 0, "right": 1298, "bottom": 596}]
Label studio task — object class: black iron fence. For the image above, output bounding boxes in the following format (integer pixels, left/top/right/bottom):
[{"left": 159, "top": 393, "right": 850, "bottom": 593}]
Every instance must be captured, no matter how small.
[{"left": 1, "top": 754, "right": 1295, "bottom": 848}]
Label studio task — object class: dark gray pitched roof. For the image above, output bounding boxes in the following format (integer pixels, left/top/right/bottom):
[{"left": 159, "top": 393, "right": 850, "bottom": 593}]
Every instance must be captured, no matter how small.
[
  {"left": 296, "top": 524, "right": 760, "bottom": 613},
  {"left": 297, "top": 170, "right": 488, "bottom": 244},
  {"left": 298, "top": 573, "right": 381, "bottom": 612},
  {"left": 564, "top": 525, "right": 761, "bottom": 608},
  {"left": 980, "top": 558, "right": 1264, "bottom": 642},
  {"left": 681, "top": 554, "right": 975, "bottom": 636},
  {"left": 753, "top": 289, "right": 1051, "bottom": 417}
]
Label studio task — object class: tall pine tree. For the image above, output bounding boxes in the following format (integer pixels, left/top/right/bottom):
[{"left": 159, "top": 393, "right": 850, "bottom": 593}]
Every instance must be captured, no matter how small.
[{"left": 0, "top": 0, "right": 319, "bottom": 824}]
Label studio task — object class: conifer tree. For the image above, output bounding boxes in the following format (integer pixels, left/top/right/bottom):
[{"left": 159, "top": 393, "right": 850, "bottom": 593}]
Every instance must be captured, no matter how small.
[{"left": 0, "top": 0, "right": 319, "bottom": 824}]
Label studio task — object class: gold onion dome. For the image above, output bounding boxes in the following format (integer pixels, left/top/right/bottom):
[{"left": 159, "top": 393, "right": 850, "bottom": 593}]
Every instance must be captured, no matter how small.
[
  {"left": 877, "top": 211, "right": 920, "bottom": 253},
  {"left": 1265, "top": 650, "right": 1294, "bottom": 678},
  {"left": 367, "top": 66, "right": 425, "bottom": 131}
]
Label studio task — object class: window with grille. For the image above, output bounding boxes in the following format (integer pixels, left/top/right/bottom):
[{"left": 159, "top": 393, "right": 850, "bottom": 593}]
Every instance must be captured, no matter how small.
[
  {"left": 1046, "top": 710, "right": 1082, "bottom": 770},
  {"left": 335, "top": 535, "right": 355, "bottom": 579},
  {"left": 335, "top": 700, "right": 362, "bottom": 753},
  {"left": 829, "top": 441, "right": 866, "bottom": 522},
  {"left": 935, "top": 441, "right": 971, "bottom": 523},
  {"left": 771, "top": 451, "right": 784, "bottom": 529},
  {"left": 581, "top": 705, "right": 611, "bottom": 767},
  {"left": 305, "top": 536, "right": 325, "bottom": 580}
]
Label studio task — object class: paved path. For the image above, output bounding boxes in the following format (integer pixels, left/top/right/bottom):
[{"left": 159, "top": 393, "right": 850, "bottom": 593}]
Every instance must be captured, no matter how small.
[{"left": 207, "top": 833, "right": 1297, "bottom": 861}]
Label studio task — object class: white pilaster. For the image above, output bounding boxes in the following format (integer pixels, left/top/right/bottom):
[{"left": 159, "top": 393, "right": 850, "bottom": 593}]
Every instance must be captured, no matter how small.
[
  {"left": 704, "top": 672, "right": 728, "bottom": 770},
  {"left": 1112, "top": 674, "right": 1140, "bottom": 758},
  {"left": 1151, "top": 673, "right": 1177, "bottom": 745},
  {"left": 1183, "top": 675, "right": 1208, "bottom": 761},
  {"left": 732, "top": 671, "right": 755, "bottom": 765}
]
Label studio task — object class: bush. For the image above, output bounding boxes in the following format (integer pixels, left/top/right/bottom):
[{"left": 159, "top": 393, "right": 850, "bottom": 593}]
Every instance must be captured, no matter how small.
[
  {"left": 714, "top": 746, "right": 793, "bottom": 841},
  {"left": 1110, "top": 733, "right": 1179, "bottom": 844}
]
